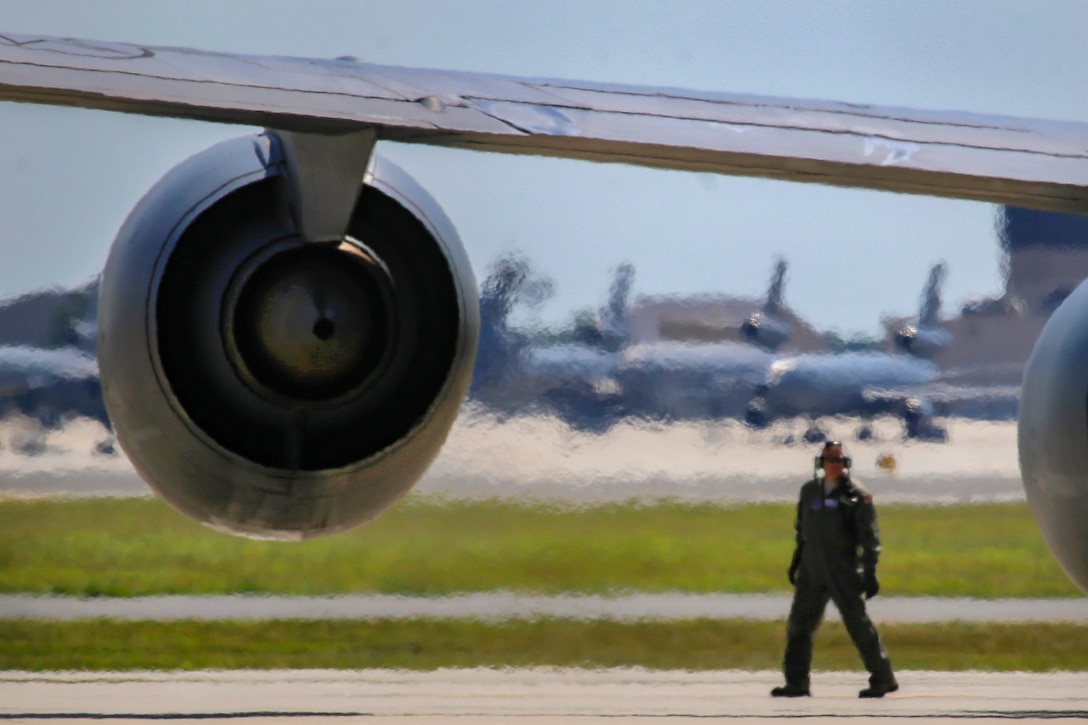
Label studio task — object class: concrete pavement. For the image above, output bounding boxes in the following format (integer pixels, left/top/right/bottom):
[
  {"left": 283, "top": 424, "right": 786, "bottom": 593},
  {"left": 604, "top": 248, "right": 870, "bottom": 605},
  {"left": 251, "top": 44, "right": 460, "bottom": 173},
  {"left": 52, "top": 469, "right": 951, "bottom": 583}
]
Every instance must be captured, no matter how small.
[
  {"left": 3, "top": 592, "right": 1085, "bottom": 622},
  {"left": 3, "top": 669, "right": 1087, "bottom": 723}
]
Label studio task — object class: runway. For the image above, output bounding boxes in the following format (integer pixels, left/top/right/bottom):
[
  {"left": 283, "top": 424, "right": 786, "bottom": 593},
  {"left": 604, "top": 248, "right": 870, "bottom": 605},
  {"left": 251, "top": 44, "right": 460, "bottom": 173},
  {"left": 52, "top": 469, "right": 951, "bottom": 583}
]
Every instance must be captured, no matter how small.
[{"left": 3, "top": 668, "right": 1087, "bottom": 723}]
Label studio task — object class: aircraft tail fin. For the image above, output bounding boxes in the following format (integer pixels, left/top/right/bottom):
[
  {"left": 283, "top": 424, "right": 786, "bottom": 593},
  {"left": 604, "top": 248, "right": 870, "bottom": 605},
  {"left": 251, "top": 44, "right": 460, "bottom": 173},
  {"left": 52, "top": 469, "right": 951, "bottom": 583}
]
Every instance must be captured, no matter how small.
[
  {"left": 742, "top": 258, "right": 791, "bottom": 351},
  {"left": 765, "top": 257, "right": 787, "bottom": 314},
  {"left": 895, "top": 262, "right": 952, "bottom": 358},
  {"left": 601, "top": 261, "right": 635, "bottom": 347},
  {"left": 918, "top": 262, "right": 946, "bottom": 327}
]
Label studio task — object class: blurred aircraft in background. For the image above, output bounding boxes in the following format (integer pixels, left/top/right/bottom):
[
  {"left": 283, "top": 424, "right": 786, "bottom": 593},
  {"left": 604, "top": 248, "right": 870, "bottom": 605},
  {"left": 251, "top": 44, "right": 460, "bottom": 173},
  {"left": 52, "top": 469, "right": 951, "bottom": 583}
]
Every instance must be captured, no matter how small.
[
  {"left": 470, "top": 254, "right": 1020, "bottom": 440},
  {"left": 744, "top": 263, "right": 1019, "bottom": 441},
  {"left": 610, "top": 260, "right": 791, "bottom": 427},
  {"left": 0, "top": 345, "right": 109, "bottom": 454},
  {"left": 471, "top": 257, "right": 791, "bottom": 431},
  {"left": 470, "top": 254, "right": 625, "bottom": 430},
  {"left": 468, "top": 253, "right": 1024, "bottom": 439},
  {"left": 0, "top": 281, "right": 113, "bottom": 454}
]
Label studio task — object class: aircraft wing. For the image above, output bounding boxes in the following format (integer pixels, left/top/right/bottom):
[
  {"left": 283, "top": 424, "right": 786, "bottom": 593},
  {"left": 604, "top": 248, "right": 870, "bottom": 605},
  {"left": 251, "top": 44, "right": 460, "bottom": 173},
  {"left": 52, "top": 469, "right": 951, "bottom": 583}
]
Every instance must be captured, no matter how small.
[{"left": 2, "top": 32, "right": 1088, "bottom": 213}]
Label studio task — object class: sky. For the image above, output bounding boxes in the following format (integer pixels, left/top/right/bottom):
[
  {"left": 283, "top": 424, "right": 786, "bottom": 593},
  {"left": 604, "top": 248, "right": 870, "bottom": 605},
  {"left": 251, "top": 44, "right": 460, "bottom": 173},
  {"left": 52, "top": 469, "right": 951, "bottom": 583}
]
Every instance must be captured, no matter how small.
[{"left": 2, "top": 1, "right": 1087, "bottom": 337}]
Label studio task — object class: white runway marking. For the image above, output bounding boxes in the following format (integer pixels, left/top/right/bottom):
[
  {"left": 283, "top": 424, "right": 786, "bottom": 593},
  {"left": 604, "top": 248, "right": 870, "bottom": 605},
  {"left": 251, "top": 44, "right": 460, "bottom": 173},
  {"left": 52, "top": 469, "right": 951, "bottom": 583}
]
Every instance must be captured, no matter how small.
[
  {"left": 2, "top": 669, "right": 1086, "bottom": 723},
  {"left": 3, "top": 593, "right": 1087, "bottom": 622}
]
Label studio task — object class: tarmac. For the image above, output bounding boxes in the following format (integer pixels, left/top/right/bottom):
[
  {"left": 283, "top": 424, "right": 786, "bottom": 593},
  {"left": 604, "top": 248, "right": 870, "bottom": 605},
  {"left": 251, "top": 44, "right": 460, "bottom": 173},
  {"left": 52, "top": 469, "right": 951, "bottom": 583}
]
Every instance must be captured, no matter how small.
[{"left": 3, "top": 668, "right": 1088, "bottom": 723}]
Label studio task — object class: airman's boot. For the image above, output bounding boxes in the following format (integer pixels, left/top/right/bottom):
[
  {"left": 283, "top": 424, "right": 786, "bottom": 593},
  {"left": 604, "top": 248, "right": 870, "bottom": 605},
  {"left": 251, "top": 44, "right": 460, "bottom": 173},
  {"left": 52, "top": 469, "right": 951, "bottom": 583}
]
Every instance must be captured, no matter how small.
[
  {"left": 858, "top": 681, "right": 899, "bottom": 698},
  {"left": 770, "top": 683, "right": 811, "bottom": 697}
]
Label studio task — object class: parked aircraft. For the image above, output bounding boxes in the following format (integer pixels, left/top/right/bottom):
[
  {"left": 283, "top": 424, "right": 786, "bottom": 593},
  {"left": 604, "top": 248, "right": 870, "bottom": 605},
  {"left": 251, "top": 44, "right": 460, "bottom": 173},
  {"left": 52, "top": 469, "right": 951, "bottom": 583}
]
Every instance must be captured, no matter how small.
[
  {"left": 0, "top": 283, "right": 113, "bottom": 454},
  {"left": 501, "top": 257, "right": 990, "bottom": 437},
  {"left": 745, "top": 350, "right": 946, "bottom": 440},
  {"left": 472, "top": 257, "right": 789, "bottom": 431},
  {"left": 470, "top": 256, "right": 627, "bottom": 430},
  {"left": 611, "top": 260, "right": 789, "bottom": 425},
  {"left": 1, "top": 34, "right": 1086, "bottom": 593},
  {"left": 0, "top": 344, "right": 107, "bottom": 451},
  {"left": 744, "top": 263, "right": 1018, "bottom": 441}
]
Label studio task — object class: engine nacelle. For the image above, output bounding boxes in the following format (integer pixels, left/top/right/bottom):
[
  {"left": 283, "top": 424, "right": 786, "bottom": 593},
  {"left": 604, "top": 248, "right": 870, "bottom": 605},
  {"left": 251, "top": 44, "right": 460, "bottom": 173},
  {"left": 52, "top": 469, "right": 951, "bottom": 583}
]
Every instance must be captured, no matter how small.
[
  {"left": 741, "top": 311, "right": 790, "bottom": 351},
  {"left": 97, "top": 134, "right": 478, "bottom": 539},
  {"left": 894, "top": 323, "right": 952, "bottom": 359},
  {"left": 1019, "top": 277, "right": 1088, "bottom": 593}
]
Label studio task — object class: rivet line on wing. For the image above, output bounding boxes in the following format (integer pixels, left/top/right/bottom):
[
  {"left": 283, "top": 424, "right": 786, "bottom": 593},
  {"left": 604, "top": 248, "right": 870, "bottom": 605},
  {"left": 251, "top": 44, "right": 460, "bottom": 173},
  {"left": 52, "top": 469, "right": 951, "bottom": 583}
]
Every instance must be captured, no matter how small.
[
  {"left": 464, "top": 94, "right": 1088, "bottom": 163},
  {"left": 0, "top": 56, "right": 414, "bottom": 104},
  {"left": 531, "top": 80, "right": 1046, "bottom": 135},
  {"left": 0, "top": 34, "right": 152, "bottom": 60}
]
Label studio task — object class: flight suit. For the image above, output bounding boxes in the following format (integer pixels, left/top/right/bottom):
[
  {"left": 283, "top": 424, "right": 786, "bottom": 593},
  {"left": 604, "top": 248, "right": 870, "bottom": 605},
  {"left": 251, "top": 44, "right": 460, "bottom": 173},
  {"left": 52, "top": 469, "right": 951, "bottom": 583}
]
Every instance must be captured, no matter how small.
[{"left": 782, "top": 475, "right": 896, "bottom": 690}]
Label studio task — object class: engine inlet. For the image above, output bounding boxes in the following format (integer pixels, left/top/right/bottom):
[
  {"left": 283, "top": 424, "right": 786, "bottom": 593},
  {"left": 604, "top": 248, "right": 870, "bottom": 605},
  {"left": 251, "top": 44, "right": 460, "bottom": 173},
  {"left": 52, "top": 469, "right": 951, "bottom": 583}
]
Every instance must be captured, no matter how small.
[{"left": 226, "top": 242, "right": 395, "bottom": 402}]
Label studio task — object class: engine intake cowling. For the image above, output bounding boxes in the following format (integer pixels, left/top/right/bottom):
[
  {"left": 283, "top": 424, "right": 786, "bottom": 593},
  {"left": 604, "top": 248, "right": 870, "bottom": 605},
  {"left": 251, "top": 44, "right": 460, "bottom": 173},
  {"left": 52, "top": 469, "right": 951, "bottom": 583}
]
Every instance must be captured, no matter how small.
[
  {"left": 1019, "top": 276, "right": 1088, "bottom": 594},
  {"left": 97, "top": 134, "right": 478, "bottom": 539}
]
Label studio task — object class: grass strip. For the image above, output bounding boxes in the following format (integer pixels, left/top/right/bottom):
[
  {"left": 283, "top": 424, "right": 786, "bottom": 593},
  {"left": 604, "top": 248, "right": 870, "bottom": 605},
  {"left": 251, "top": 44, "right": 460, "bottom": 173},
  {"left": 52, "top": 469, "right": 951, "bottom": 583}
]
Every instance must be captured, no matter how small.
[
  {"left": 0, "top": 497, "right": 1078, "bottom": 598},
  {"left": 3, "top": 618, "right": 1087, "bottom": 672}
]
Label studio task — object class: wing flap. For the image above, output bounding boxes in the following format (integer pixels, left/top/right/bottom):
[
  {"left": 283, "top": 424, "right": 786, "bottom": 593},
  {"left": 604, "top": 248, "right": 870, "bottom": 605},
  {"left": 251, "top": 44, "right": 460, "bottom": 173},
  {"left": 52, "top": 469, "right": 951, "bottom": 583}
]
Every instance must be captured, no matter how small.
[{"left": 2, "top": 32, "right": 1087, "bottom": 212}]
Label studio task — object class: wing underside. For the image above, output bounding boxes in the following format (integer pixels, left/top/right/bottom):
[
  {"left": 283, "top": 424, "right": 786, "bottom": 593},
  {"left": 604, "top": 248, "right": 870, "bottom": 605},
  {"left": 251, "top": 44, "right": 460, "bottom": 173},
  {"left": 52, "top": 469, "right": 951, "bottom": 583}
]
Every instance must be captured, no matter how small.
[{"left": 1, "top": 32, "right": 1087, "bottom": 212}]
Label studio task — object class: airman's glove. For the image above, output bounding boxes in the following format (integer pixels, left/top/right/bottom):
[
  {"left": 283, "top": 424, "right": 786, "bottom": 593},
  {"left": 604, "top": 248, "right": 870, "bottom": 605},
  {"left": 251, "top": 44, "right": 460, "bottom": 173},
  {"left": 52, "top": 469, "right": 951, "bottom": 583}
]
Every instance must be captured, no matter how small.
[
  {"left": 788, "top": 549, "right": 801, "bottom": 586},
  {"left": 863, "top": 568, "right": 880, "bottom": 599}
]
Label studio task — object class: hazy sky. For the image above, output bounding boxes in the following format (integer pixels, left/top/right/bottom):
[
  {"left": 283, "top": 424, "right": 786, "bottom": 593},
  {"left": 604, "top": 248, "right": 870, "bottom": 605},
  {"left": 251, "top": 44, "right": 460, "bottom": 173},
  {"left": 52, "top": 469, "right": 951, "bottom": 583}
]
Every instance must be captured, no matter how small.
[{"left": 2, "top": 1, "right": 1087, "bottom": 336}]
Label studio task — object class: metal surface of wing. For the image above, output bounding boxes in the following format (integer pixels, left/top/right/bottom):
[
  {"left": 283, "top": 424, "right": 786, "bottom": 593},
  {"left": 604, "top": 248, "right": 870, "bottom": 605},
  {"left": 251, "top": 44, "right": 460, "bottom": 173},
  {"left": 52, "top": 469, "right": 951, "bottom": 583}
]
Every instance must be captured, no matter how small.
[{"left": 1, "top": 33, "right": 1087, "bottom": 213}]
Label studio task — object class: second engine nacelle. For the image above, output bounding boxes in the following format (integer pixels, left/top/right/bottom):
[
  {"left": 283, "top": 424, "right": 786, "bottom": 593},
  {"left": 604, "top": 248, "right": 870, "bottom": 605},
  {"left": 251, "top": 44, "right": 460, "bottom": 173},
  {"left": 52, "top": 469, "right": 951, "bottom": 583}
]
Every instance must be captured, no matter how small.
[
  {"left": 97, "top": 134, "right": 478, "bottom": 539},
  {"left": 1019, "top": 276, "right": 1088, "bottom": 594}
]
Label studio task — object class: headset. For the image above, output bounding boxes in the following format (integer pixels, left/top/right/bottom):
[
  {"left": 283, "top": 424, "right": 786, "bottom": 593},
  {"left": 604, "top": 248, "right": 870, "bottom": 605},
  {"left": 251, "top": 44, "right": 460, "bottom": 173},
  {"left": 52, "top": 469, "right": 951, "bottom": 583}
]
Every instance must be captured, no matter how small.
[{"left": 814, "top": 440, "right": 852, "bottom": 476}]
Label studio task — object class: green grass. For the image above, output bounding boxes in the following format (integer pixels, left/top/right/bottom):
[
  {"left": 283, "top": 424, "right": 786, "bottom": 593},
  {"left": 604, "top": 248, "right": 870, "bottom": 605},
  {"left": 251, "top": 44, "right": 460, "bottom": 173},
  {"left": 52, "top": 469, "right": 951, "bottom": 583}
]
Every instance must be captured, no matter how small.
[
  {"left": 0, "top": 496, "right": 1079, "bottom": 597},
  {"left": 4, "top": 618, "right": 1087, "bottom": 672},
  {"left": 3, "top": 497, "right": 1084, "bottom": 673}
]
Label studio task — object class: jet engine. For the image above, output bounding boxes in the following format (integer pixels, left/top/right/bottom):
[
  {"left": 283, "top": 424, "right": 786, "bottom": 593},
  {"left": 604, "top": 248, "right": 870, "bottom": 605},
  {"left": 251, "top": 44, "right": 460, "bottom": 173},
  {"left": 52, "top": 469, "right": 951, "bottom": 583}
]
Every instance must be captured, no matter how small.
[
  {"left": 96, "top": 133, "right": 478, "bottom": 540},
  {"left": 741, "top": 311, "right": 790, "bottom": 351},
  {"left": 1018, "top": 277, "right": 1088, "bottom": 593},
  {"left": 893, "top": 323, "right": 952, "bottom": 359}
]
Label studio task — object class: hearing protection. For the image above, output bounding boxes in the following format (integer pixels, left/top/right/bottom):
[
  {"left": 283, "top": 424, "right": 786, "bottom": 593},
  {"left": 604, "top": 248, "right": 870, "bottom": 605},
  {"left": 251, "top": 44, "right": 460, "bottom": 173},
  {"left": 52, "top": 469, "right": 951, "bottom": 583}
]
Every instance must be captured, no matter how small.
[{"left": 814, "top": 441, "right": 851, "bottom": 476}]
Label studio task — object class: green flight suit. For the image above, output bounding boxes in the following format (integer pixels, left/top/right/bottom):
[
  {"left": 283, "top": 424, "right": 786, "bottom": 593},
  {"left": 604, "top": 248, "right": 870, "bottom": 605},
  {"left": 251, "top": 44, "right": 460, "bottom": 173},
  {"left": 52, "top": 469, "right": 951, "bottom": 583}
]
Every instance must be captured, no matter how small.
[{"left": 782, "top": 475, "right": 895, "bottom": 689}]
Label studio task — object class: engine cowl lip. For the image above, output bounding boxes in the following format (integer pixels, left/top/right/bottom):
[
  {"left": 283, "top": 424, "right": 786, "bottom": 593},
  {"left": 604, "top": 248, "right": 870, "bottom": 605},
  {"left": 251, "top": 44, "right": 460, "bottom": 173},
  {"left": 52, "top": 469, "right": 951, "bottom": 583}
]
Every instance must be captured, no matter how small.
[{"left": 220, "top": 236, "right": 399, "bottom": 407}]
